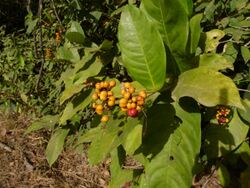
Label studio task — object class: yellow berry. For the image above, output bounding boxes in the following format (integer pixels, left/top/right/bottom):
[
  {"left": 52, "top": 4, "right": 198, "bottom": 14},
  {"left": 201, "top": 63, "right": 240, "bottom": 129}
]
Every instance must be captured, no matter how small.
[
  {"left": 127, "top": 103, "right": 132, "bottom": 109},
  {"left": 108, "top": 96, "right": 116, "bottom": 102},
  {"left": 108, "top": 100, "right": 115, "bottom": 107},
  {"left": 96, "top": 104, "right": 103, "bottom": 111},
  {"left": 92, "top": 103, "right": 97, "bottom": 109},
  {"left": 99, "top": 91, "right": 108, "bottom": 101},
  {"left": 121, "top": 89, "right": 126, "bottom": 95},
  {"left": 123, "top": 92, "right": 131, "bottom": 99},
  {"left": 119, "top": 98, "right": 127, "bottom": 104},
  {"left": 121, "top": 107, "right": 128, "bottom": 112},
  {"left": 103, "top": 81, "right": 109, "bottom": 88},
  {"left": 136, "top": 105, "right": 142, "bottom": 112},
  {"left": 128, "top": 87, "right": 135, "bottom": 94},
  {"left": 108, "top": 91, "right": 113, "bottom": 96},
  {"left": 131, "top": 102, "right": 136, "bottom": 109},
  {"left": 137, "top": 96, "right": 144, "bottom": 102},
  {"left": 124, "top": 82, "right": 131, "bottom": 88},
  {"left": 109, "top": 80, "right": 116, "bottom": 88},
  {"left": 137, "top": 99, "right": 144, "bottom": 106},
  {"left": 92, "top": 93, "right": 99, "bottom": 100},
  {"left": 139, "top": 90, "right": 147, "bottom": 98},
  {"left": 132, "top": 96, "right": 137, "bottom": 102},
  {"left": 100, "top": 82, "right": 104, "bottom": 88},
  {"left": 95, "top": 83, "right": 101, "bottom": 89},
  {"left": 96, "top": 109, "right": 103, "bottom": 115},
  {"left": 101, "top": 115, "right": 109, "bottom": 122}
]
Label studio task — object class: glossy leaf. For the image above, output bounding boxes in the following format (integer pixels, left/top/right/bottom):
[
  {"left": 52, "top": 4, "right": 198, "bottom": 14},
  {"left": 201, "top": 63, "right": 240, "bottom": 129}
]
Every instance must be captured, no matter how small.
[
  {"left": 65, "top": 21, "right": 85, "bottom": 44},
  {"left": 141, "top": 0, "right": 190, "bottom": 71},
  {"left": 118, "top": 5, "right": 166, "bottom": 91},
  {"left": 172, "top": 67, "right": 243, "bottom": 109},
  {"left": 199, "top": 54, "right": 233, "bottom": 71},
  {"left": 203, "top": 111, "right": 249, "bottom": 158},
  {"left": 45, "top": 128, "right": 69, "bottom": 166},
  {"left": 59, "top": 89, "right": 93, "bottom": 124},
  {"left": 141, "top": 99, "right": 201, "bottom": 188}
]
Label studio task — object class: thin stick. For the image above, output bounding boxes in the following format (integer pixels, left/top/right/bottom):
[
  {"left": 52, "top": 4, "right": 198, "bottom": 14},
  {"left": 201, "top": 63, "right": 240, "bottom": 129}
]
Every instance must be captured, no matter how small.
[
  {"left": 36, "top": 0, "right": 45, "bottom": 91},
  {"left": 238, "top": 88, "right": 250, "bottom": 93},
  {"left": 51, "top": 0, "right": 65, "bottom": 31}
]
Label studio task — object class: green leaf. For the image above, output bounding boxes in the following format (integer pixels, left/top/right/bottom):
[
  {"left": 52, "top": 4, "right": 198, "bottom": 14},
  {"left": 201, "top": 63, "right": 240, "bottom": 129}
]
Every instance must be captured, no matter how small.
[
  {"left": 45, "top": 128, "right": 69, "bottom": 166},
  {"left": 217, "top": 164, "right": 230, "bottom": 187},
  {"left": 60, "top": 56, "right": 102, "bottom": 104},
  {"left": 141, "top": 99, "right": 201, "bottom": 188},
  {"left": 56, "top": 46, "right": 80, "bottom": 63},
  {"left": 189, "top": 14, "right": 203, "bottom": 54},
  {"left": 65, "top": 21, "right": 85, "bottom": 44},
  {"left": 223, "top": 42, "right": 238, "bottom": 64},
  {"left": 88, "top": 119, "right": 123, "bottom": 165},
  {"left": 199, "top": 54, "right": 233, "bottom": 71},
  {"left": 238, "top": 99, "right": 250, "bottom": 123},
  {"left": 26, "top": 18, "right": 38, "bottom": 34},
  {"left": 205, "top": 29, "right": 225, "bottom": 53},
  {"left": 172, "top": 67, "right": 243, "bottom": 109},
  {"left": 241, "top": 46, "right": 250, "bottom": 63},
  {"left": 76, "top": 126, "right": 102, "bottom": 144},
  {"left": 109, "top": 148, "right": 133, "bottom": 188},
  {"left": 118, "top": 5, "right": 166, "bottom": 91},
  {"left": 203, "top": 111, "right": 249, "bottom": 158},
  {"left": 240, "top": 167, "right": 250, "bottom": 188},
  {"left": 25, "top": 115, "right": 59, "bottom": 135},
  {"left": 123, "top": 124, "right": 142, "bottom": 155},
  {"left": 141, "top": 0, "right": 190, "bottom": 72},
  {"left": 59, "top": 89, "right": 93, "bottom": 125},
  {"left": 240, "top": 142, "right": 250, "bottom": 166}
]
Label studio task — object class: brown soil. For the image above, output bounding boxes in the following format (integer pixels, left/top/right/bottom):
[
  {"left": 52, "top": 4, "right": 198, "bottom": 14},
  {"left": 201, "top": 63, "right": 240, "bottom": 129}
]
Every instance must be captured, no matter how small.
[{"left": 0, "top": 112, "right": 110, "bottom": 188}]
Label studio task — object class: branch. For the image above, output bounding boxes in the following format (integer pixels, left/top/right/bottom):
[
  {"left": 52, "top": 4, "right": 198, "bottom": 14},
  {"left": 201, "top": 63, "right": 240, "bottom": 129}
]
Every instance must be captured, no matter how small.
[
  {"left": 51, "top": 0, "right": 65, "bottom": 32},
  {"left": 35, "top": 0, "right": 45, "bottom": 91}
]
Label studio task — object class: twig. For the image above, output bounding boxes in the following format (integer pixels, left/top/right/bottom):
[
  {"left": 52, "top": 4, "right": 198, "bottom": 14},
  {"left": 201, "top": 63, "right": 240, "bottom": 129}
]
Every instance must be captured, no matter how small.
[
  {"left": 51, "top": 0, "right": 65, "bottom": 31},
  {"left": 238, "top": 88, "right": 250, "bottom": 93},
  {"left": 36, "top": 0, "right": 45, "bottom": 91},
  {"left": 0, "top": 142, "right": 13, "bottom": 152},
  {"left": 33, "top": 32, "right": 38, "bottom": 58}
]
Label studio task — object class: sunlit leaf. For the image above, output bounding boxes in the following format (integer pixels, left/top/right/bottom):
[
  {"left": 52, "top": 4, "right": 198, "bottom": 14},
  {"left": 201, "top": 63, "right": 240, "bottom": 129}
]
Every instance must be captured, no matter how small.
[{"left": 118, "top": 5, "right": 166, "bottom": 91}]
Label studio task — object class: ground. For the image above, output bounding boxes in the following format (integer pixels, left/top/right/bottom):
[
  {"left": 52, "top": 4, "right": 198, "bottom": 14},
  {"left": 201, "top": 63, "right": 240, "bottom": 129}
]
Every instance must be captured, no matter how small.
[{"left": 0, "top": 112, "right": 110, "bottom": 188}]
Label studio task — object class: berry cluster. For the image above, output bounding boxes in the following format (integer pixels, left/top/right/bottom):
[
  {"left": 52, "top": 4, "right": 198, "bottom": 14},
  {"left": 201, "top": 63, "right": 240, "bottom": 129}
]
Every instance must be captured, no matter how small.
[
  {"left": 91, "top": 80, "right": 116, "bottom": 122},
  {"left": 215, "top": 105, "right": 233, "bottom": 125},
  {"left": 91, "top": 81, "right": 148, "bottom": 123},
  {"left": 119, "top": 82, "right": 146, "bottom": 118}
]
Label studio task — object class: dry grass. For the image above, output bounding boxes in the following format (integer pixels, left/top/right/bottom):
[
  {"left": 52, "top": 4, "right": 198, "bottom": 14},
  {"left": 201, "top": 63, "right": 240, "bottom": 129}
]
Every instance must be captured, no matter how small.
[{"left": 0, "top": 112, "right": 110, "bottom": 188}]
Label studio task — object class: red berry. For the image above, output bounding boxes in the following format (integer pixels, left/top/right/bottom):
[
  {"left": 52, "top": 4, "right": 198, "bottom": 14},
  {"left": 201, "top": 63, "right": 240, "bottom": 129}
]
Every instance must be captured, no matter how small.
[{"left": 127, "top": 108, "right": 138, "bottom": 117}]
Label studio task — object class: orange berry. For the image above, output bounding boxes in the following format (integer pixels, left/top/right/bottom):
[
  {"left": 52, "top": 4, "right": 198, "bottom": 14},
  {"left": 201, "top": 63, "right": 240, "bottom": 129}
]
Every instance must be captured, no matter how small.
[
  {"left": 99, "top": 91, "right": 108, "bottom": 101},
  {"left": 139, "top": 90, "right": 147, "bottom": 98},
  {"left": 132, "top": 96, "right": 137, "bottom": 102},
  {"left": 131, "top": 102, "right": 136, "bottom": 109},
  {"left": 121, "top": 89, "right": 126, "bottom": 95},
  {"left": 96, "top": 104, "right": 103, "bottom": 111},
  {"left": 92, "top": 103, "right": 97, "bottom": 109},
  {"left": 108, "top": 91, "right": 113, "bottom": 96},
  {"left": 108, "top": 100, "right": 115, "bottom": 107},
  {"left": 137, "top": 96, "right": 144, "bottom": 102},
  {"left": 109, "top": 80, "right": 116, "bottom": 87},
  {"left": 95, "top": 83, "right": 101, "bottom": 89},
  {"left": 127, "top": 103, "right": 132, "bottom": 109},
  {"left": 128, "top": 87, "right": 135, "bottom": 94},
  {"left": 119, "top": 98, "right": 127, "bottom": 105},
  {"left": 123, "top": 92, "right": 131, "bottom": 99},
  {"left": 103, "top": 81, "right": 109, "bottom": 88},
  {"left": 96, "top": 109, "right": 103, "bottom": 115},
  {"left": 121, "top": 107, "right": 128, "bottom": 112},
  {"left": 108, "top": 96, "right": 116, "bottom": 102},
  {"left": 92, "top": 93, "right": 98, "bottom": 100},
  {"left": 101, "top": 115, "right": 109, "bottom": 122},
  {"left": 124, "top": 82, "right": 131, "bottom": 88},
  {"left": 136, "top": 105, "right": 142, "bottom": 112},
  {"left": 100, "top": 82, "right": 104, "bottom": 88},
  {"left": 137, "top": 99, "right": 144, "bottom": 106}
]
